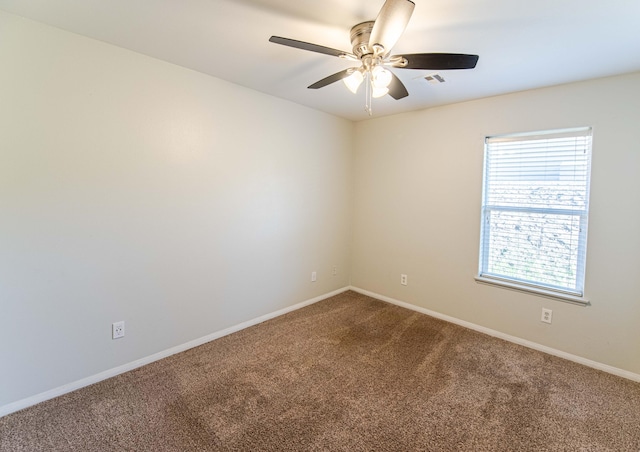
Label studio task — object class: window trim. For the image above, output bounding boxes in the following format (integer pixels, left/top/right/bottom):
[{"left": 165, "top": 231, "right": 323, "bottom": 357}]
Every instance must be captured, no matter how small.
[
  {"left": 477, "top": 127, "right": 592, "bottom": 306},
  {"left": 474, "top": 275, "right": 590, "bottom": 306}
]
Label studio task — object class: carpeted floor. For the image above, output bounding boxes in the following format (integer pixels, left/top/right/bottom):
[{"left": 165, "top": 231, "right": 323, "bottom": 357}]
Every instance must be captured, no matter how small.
[{"left": 1, "top": 291, "right": 639, "bottom": 451}]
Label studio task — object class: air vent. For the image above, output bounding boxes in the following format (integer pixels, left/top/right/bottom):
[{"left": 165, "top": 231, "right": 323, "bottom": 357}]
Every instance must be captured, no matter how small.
[{"left": 424, "top": 73, "right": 445, "bottom": 84}]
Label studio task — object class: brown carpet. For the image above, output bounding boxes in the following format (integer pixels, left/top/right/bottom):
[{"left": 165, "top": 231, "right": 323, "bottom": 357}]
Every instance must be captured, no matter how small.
[{"left": 1, "top": 291, "right": 639, "bottom": 451}]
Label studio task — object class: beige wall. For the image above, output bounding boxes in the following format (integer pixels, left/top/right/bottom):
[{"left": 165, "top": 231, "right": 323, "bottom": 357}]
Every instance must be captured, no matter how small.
[
  {"left": 352, "top": 72, "right": 640, "bottom": 375},
  {"left": 0, "top": 11, "right": 353, "bottom": 406}
]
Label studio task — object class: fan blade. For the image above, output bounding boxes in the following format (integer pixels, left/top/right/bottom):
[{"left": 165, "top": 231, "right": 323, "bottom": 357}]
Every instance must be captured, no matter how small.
[
  {"left": 308, "top": 69, "right": 355, "bottom": 89},
  {"left": 388, "top": 72, "right": 409, "bottom": 99},
  {"left": 393, "top": 53, "right": 479, "bottom": 70},
  {"left": 369, "top": 0, "right": 415, "bottom": 56},
  {"left": 269, "top": 36, "right": 355, "bottom": 59}
]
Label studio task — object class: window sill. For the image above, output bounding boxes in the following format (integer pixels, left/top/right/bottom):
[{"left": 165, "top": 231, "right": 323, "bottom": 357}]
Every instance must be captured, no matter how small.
[{"left": 474, "top": 276, "right": 590, "bottom": 306}]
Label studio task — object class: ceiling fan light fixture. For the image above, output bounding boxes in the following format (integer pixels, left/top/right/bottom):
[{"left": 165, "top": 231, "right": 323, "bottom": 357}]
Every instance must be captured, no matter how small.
[
  {"left": 343, "top": 70, "right": 364, "bottom": 94},
  {"left": 269, "top": 0, "right": 479, "bottom": 116},
  {"left": 372, "top": 86, "right": 389, "bottom": 98},
  {"left": 371, "top": 65, "right": 392, "bottom": 89}
]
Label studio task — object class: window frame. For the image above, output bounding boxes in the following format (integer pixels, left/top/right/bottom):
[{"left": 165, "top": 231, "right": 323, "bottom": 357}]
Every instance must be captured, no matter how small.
[{"left": 476, "top": 127, "right": 592, "bottom": 306}]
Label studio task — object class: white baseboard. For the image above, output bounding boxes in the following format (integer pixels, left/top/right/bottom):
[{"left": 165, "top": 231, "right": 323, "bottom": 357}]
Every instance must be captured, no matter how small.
[
  {"left": 349, "top": 286, "right": 640, "bottom": 383},
  {"left": 0, "top": 287, "right": 350, "bottom": 418}
]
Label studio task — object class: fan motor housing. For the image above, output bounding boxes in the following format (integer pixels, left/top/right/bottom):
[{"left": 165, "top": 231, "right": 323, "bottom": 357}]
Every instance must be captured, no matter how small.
[{"left": 350, "top": 21, "right": 375, "bottom": 58}]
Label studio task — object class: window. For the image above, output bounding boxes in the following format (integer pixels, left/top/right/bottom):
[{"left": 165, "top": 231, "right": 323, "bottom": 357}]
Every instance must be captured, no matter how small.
[{"left": 477, "top": 127, "right": 592, "bottom": 303}]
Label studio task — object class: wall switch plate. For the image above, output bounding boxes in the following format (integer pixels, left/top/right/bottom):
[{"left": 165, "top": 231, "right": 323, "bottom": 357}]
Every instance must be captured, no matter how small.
[
  {"left": 112, "top": 321, "right": 125, "bottom": 339},
  {"left": 311, "top": 271, "right": 317, "bottom": 282},
  {"left": 400, "top": 274, "right": 408, "bottom": 286},
  {"left": 541, "top": 308, "right": 552, "bottom": 324}
]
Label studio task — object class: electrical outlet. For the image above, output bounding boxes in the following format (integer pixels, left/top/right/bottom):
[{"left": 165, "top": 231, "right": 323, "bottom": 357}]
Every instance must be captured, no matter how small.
[
  {"left": 541, "top": 308, "right": 552, "bottom": 324},
  {"left": 400, "top": 274, "right": 408, "bottom": 286},
  {"left": 311, "top": 271, "right": 317, "bottom": 282},
  {"left": 112, "top": 321, "right": 125, "bottom": 339},
  {"left": 332, "top": 266, "right": 337, "bottom": 276}
]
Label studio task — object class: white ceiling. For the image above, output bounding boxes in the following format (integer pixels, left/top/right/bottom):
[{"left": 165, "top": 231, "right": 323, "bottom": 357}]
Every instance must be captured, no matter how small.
[{"left": 2, "top": 0, "right": 640, "bottom": 121}]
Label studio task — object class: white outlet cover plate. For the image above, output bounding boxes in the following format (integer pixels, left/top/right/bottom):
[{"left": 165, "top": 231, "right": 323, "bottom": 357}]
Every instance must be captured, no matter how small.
[{"left": 112, "top": 321, "right": 125, "bottom": 339}]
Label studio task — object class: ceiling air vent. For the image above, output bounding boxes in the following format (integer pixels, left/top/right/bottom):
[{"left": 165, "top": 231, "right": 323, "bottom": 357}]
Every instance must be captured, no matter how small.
[{"left": 424, "top": 73, "right": 445, "bottom": 85}]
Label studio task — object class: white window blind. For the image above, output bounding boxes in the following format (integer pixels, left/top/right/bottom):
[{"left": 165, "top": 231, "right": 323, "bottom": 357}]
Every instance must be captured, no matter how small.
[{"left": 479, "top": 127, "right": 592, "bottom": 298}]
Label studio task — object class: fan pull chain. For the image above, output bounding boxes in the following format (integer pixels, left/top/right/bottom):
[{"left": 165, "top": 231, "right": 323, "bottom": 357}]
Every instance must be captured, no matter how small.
[{"left": 365, "top": 71, "right": 373, "bottom": 116}]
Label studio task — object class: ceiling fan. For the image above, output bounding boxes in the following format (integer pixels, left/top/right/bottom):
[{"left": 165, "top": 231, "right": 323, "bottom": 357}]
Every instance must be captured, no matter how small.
[{"left": 269, "top": 0, "right": 479, "bottom": 115}]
